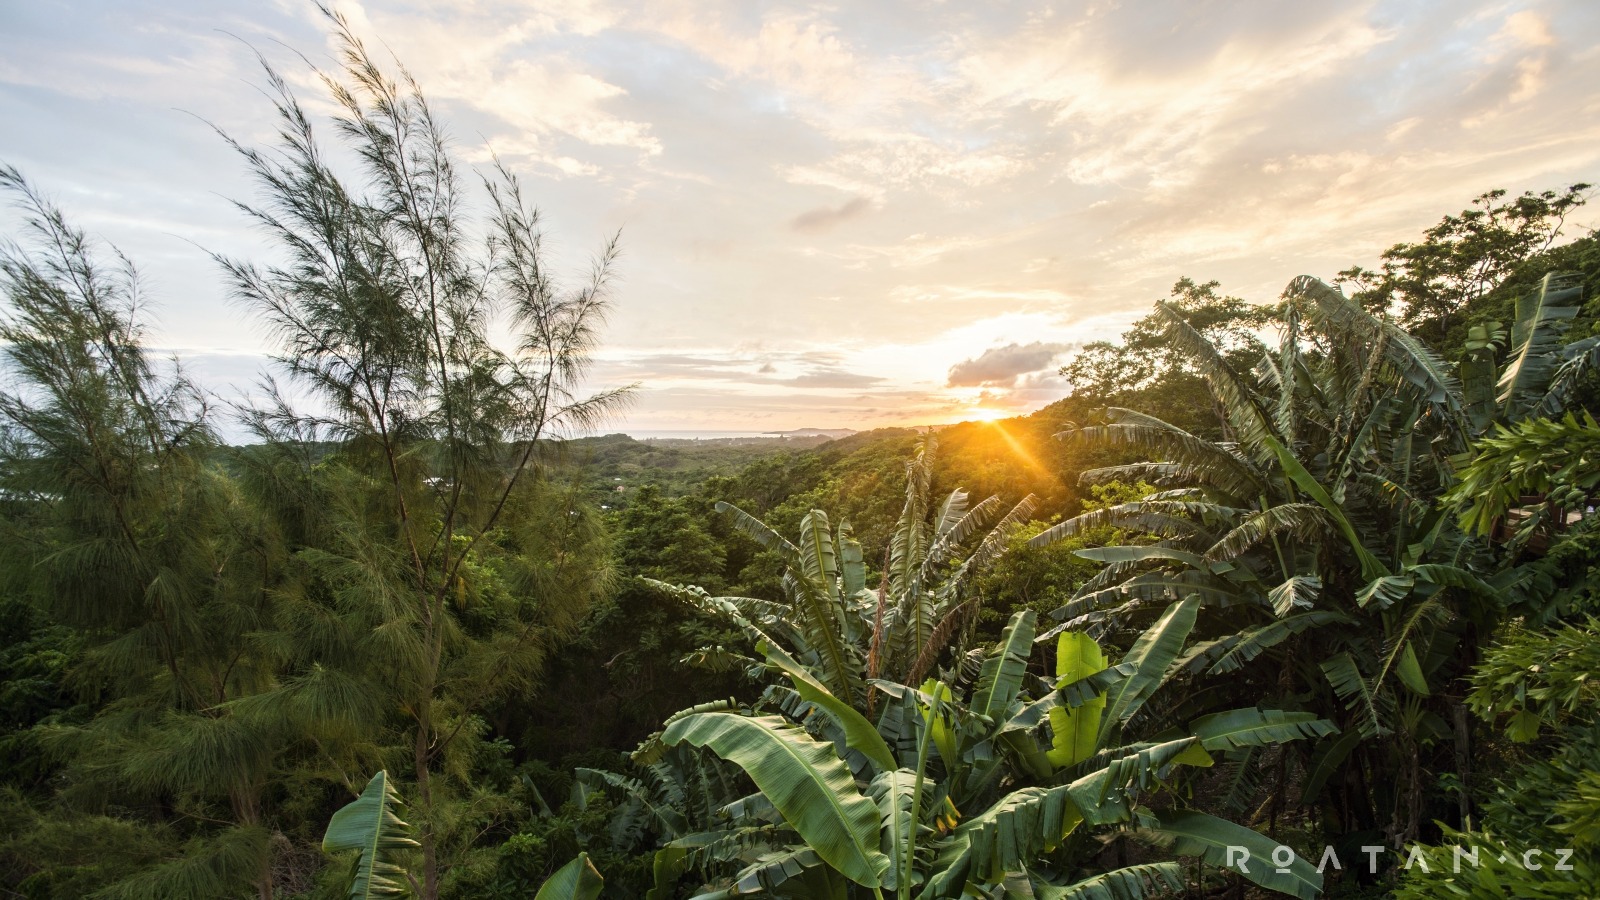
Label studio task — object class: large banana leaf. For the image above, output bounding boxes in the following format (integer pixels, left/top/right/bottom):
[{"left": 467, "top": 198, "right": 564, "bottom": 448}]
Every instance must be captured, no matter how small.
[
  {"left": 1155, "top": 300, "right": 1277, "bottom": 457},
  {"left": 1289, "top": 274, "right": 1464, "bottom": 426},
  {"left": 973, "top": 610, "right": 1037, "bottom": 722},
  {"left": 798, "top": 509, "right": 842, "bottom": 603},
  {"left": 321, "top": 770, "right": 420, "bottom": 900},
  {"left": 729, "top": 847, "right": 828, "bottom": 895},
  {"left": 868, "top": 768, "right": 920, "bottom": 892},
  {"left": 917, "top": 783, "right": 1082, "bottom": 897},
  {"left": 1099, "top": 597, "right": 1198, "bottom": 745},
  {"left": 1001, "top": 663, "right": 1135, "bottom": 736},
  {"left": 663, "top": 712, "right": 891, "bottom": 887},
  {"left": 1320, "top": 652, "right": 1390, "bottom": 737},
  {"left": 949, "top": 494, "right": 1040, "bottom": 586},
  {"left": 1047, "top": 632, "right": 1106, "bottom": 768},
  {"left": 716, "top": 501, "right": 801, "bottom": 564},
  {"left": 783, "top": 569, "right": 865, "bottom": 703},
  {"left": 1071, "top": 546, "right": 1211, "bottom": 569},
  {"left": 1199, "top": 610, "right": 1351, "bottom": 675},
  {"left": 1030, "top": 501, "right": 1219, "bottom": 549},
  {"left": 1189, "top": 708, "right": 1338, "bottom": 750},
  {"left": 932, "top": 488, "right": 971, "bottom": 540},
  {"left": 1262, "top": 434, "right": 1388, "bottom": 580},
  {"left": 758, "top": 637, "right": 896, "bottom": 771},
  {"left": 1144, "top": 809, "right": 1322, "bottom": 899},
  {"left": 534, "top": 852, "right": 604, "bottom": 900},
  {"left": 1063, "top": 408, "right": 1269, "bottom": 500},
  {"left": 574, "top": 768, "right": 687, "bottom": 837},
  {"left": 1049, "top": 571, "right": 1245, "bottom": 632},
  {"left": 1300, "top": 729, "right": 1363, "bottom": 803},
  {"left": 1498, "top": 272, "right": 1584, "bottom": 414},
  {"left": 1205, "top": 503, "right": 1336, "bottom": 564},
  {"left": 646, "top": 847, "right": 687, "bottom": 900},
  {"left": 839, "top": 521, "right": 867, "bottom": 598},
  {"left": 889, "top": 439, "right": 936, "bottom": 601},
  {"left": 1066, "top": 737, "right": 1200, "bottom": 825},
  {"left": 1460, "top": 323, "right": 1500, "bottom": 430},
  {"left": 1277, "top": 300, "right": 1302, "bottom": 447},
  {"left": 1538, "top": 334, "right": 1600, "bottom": 416}
]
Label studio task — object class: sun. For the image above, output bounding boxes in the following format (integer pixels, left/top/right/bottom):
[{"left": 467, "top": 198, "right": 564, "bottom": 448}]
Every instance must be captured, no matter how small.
[{"left": 962, "top": 407, "right": 1010, "bottom": 423}]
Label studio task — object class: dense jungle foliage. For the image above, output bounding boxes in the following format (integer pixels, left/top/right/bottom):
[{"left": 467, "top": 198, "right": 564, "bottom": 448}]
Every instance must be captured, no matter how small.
[{"left": 3, "top": 13, "right": 1599, "bottom": 900}]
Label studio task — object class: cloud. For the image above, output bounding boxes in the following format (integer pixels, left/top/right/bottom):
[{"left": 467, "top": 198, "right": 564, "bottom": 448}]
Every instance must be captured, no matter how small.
[
  {"left": 6, "top": 0, "right": 1600, "bottom": 435},
  {"left": 784, "top": 367, "right": 883, "bottom": 388},
  {"left": 790, "top": 195, "right": 871, "bottom": 232},
  {"left": 592, "top": 349, "right": 882, "bottom": 391},
  {"left": 946, "top": 341, "right": 1074, "bottom": 388}
]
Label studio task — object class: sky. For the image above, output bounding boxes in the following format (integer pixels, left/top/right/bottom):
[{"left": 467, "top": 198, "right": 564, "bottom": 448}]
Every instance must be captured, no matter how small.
[{"left": 2, "top": 1, "right": 1599, "bottom": 435}]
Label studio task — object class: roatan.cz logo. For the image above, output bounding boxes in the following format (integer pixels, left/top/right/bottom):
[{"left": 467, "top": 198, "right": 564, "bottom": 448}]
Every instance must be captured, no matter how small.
[{"left": 1225, "top": 843, "right": 1577, "bottom": 875}]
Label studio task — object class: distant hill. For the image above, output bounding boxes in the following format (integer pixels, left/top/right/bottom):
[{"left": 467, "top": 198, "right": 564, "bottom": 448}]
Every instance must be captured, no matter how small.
[{"left": 563, "top": 432, "right": 833, "bottom": 503}]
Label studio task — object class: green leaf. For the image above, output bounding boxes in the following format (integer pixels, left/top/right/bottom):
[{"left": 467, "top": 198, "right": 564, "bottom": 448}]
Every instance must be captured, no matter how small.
[
  {"left": 1199, "top": 610, "right": 1351, "bottom": 675},
  {"left": 1507, "top": 710, "right": 1544, "bottom": 742},
  {"left": 1189, "top": 708, "right": 1339, "bottom": 751},
  {"left": 1144, "top": 809, "right": 1322, "bottom": 899},
  {"left": 730, "top": 847, "right": 828, "bottom": 895},
  {"left": 534, "top": 852, "right": 604, "bottom": 900},
  {"left": 916, "top": 678, "right": 959, "bottom": 770},
  {"left": 321, "top": 771, "right": 421, "bottom": 900},
  {"left": 838, "top": 521, "right": 867, "bottom": 599},
  {"left": 1267, "top": 574, "right": 1321, "bottom": 617},
  {"left": 1002, "top": 663, "right": 1135, "bottom": 737},
  {"left": 973, "top": 610, "right": 1038, "bottom": 722},
  {"left": 757, "top": 637, "right": 896, "bottom": 772},
  {"left": 868, "top": 768, "right": 919, "bottom": 892},
  {"left": 919, "top": 783, "right": 1083, "bottom": 896},
  {"left": 1100, "top": 597, "right": 1199, "bottom": 745},
  {"left": 715, "top": 501, "right": 801, "bottom": 564},
  {"left": 1154, "top": 301, "right": 1278, "bottom": 458},
  {"left": 1395, "top": 642, "right": 1430, "bottom": 696},
  {"left": 1068, "top": 737, "right": 1203, "bottom": 825},
  {"left": 1047, "top": 632, "right": 1107, "bottom": 768},
  {"left": 1498, "top": 272, "right": 1584, "bottom": 415},
  {"left": 1355, "top": 574, "right": 1413, "bottom": 610},
  {"left": 1262, "top": 433, "right": 1388, "bottom": 580},
  {"left": 1320, "top": 652, "right": 1389, "bottom": 737},
  {"left": 798, "top": 509, "right": 842, "bottom": 602},
  {"left": 645, "top": 847, "right": 686, "bottom": 900},
  {"left": 1289, "top": 274, "right": 1465, "bottom": 426},
  {"left": 663, "top": 712, "right": 891, "bottom": 887},
  {"left": 1301, "top": 729, "right": 1362, "bottom": 804}
]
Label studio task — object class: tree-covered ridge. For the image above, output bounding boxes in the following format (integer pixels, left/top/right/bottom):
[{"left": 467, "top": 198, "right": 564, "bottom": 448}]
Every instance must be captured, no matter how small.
[{"left": 3, "top": 9, "right": 1600, "bottom": 900}]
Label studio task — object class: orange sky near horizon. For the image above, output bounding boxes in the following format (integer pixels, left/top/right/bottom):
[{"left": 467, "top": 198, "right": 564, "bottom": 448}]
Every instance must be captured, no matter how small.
[{"left": 2, "top": 1, "right": 1598, "bottom": 435}]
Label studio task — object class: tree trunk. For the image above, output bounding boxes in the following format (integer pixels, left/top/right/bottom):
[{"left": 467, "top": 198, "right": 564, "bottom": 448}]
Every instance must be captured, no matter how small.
[
  {"left": 1453, "top": 702, "right": 1473, "bottom": 830},
  {"left": 230, "top": 781, "right": 273, "bottom": 900},
  {"left": 415, "top": 724, "right": 439, "bottom": 900}
]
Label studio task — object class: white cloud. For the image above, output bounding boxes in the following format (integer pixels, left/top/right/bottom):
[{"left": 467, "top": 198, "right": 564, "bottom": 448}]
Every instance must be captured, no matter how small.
[{"left": 4, "top": 0, "right": 1600, "bottom": 433}]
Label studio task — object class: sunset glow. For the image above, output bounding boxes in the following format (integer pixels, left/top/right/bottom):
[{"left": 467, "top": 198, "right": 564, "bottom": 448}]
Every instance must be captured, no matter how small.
[{"left": 3, "top": 2, "right": 1596, "bottom": 434}]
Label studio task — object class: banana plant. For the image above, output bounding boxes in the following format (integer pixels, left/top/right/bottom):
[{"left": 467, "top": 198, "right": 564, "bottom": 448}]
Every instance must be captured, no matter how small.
[
  {"left": 633, "top": 604, "right": 1331, "bottom": 898},
  {"left": 322, "top": 770, "right": 421, "bottom": 899},
  {"left": 1030, "top": 275, "right": 1512, "bottom": 846},
  {"left": 323, "top": 774, "right": 611, "bottom": 899},
  {"left": 687, "top": 432, "right": 1038, "bottom": 710},
  {"left": 534, "top": 853, "right": 605, "bottom": 900},
  {"left": 1480, "top": 271, "right": 1594, "bottom": 422}
]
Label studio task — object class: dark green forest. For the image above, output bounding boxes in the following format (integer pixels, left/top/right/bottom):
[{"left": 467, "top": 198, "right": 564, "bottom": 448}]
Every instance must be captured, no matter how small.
[{"left": 3, "top": 16, "right": 1599, "bottom": 900}]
